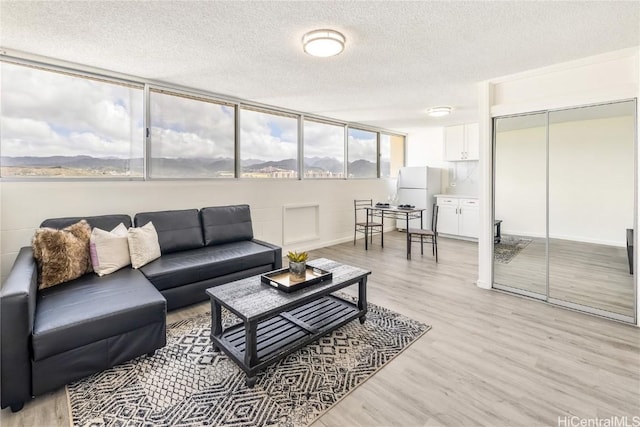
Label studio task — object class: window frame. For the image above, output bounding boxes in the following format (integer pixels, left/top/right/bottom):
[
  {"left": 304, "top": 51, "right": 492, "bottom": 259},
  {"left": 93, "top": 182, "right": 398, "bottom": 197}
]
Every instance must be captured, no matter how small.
[
  {"left": 0, "top": 58, "right": 146, "bottom": 181},
  {"left": 346, "top": 126, "right": 379, "bottom": 179},
  {"left": 302, "top": 117, "right": 347, "bottom": 180},
  {"left": 238, "top": 105, "right": 301, "bottom": 179},
  {"left": 147, "top": 86, "right": 237, "bottom": 180}
]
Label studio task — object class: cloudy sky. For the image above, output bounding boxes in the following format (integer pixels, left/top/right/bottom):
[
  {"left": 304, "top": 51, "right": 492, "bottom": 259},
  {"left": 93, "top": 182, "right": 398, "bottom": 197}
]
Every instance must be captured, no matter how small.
[
  {"left": 239, "top": 108, "right": 297, "bottom": 161},
  {"left": 303, "top": 120, "right": 343, "bottom": 160},
  {"left": 150, "top": 90, "right": 235, "bottom": 159},
  {"left": 1, "top": 62, "right": 377, "bottom": 165},
  {"left": 1, "top": 62, "right": 144, "bottom": 158}
]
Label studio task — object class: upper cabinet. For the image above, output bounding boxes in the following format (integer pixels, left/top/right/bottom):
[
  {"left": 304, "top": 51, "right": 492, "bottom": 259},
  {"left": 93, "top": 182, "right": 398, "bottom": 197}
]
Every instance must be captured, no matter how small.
[{"left": 444, "top": 123, "right": 479, "bottom": 161}]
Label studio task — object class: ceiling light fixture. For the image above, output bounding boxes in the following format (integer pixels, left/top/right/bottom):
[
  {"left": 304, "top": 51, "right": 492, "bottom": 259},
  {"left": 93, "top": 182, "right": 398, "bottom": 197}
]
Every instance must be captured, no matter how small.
[
  {"left": 302, "top": 29, "right": 346, "bottom": 57},
  {"left": 427, "top": 106, "right": 453, "bottom": 117}
]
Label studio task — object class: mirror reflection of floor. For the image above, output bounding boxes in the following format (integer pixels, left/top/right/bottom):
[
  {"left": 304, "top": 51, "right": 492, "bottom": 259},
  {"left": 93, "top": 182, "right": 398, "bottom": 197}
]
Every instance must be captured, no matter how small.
[
  {"left": 494, "top": 234, "right": 634, "bottom": 317},
  {"left": 494, "top": 236, "right": 547, "bottom": 295}
]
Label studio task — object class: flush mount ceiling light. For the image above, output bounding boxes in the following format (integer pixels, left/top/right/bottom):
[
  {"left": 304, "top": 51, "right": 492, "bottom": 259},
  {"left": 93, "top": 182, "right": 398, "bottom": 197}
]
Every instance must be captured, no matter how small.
[
  {"left": 302, "top": 29, "right": 346, "bottom": 57},
  {"left": 427, "top": 106, "right": 453, "bottom": 117}
]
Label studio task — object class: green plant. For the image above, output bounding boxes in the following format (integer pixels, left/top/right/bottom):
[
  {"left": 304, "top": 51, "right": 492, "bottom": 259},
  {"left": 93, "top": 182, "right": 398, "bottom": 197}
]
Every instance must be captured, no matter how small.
[{"left": 287, "top": 251, "right": 308, "bottom": 263}]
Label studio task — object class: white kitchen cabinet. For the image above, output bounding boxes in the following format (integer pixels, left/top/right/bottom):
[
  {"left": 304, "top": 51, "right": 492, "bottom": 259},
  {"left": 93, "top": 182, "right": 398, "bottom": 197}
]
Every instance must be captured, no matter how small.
[
  {"left": 444, "top": 123, "right": 479, "bottom": 161},
  {"left": 436, "top": 196, "right": 479, "bottom": 239},
  {"left": 459, "top": 199, "right": 480, "bottom": 238},
  {"left": 465, "top": 123, "right": 479, "bottom": 160},
  {"left": 436, "top": 198, "right": 459, "bottom": 235}
]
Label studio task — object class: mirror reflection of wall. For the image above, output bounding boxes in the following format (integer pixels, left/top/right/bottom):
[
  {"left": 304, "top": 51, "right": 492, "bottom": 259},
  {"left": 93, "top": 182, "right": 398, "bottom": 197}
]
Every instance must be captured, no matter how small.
[
  {"left": 493, "top": 100, "right": 636, "bottom": 322},
  {"left": 548, "top": 102, "right": 635, "bottom": 317}
]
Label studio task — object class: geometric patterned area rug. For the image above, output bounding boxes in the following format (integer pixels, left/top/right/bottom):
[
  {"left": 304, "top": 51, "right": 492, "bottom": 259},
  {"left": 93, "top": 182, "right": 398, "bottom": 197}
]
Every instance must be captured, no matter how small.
[
  {"left": 494, "top": 236, "right": 533, "bottom": 264},
  {"left": 67, "top": 297, "right": 430, "bottom": 427}
]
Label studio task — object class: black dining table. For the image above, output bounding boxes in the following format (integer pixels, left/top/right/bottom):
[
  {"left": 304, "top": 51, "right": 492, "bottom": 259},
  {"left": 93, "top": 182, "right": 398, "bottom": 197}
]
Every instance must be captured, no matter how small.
[{"left": 364, "top": 205, "right": 425, "bottom": 259}]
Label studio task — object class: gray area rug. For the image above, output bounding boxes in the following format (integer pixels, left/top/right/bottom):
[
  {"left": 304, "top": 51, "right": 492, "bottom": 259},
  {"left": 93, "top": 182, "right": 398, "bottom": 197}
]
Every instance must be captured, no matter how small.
[
  {"left": 67, "top": 297, "right": 430, "bottom": 427},
  {"left": 494, "top": 236, "right": 533, "bottom": 264}
]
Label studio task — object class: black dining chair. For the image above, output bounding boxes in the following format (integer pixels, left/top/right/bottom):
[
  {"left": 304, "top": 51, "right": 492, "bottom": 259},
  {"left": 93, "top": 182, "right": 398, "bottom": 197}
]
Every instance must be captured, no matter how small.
[
  {"left": 354, "top": 199, "right": 384, "bottom": 246},
  {"left": 408, "top": 204, "right": 438, "bottom": 261}
]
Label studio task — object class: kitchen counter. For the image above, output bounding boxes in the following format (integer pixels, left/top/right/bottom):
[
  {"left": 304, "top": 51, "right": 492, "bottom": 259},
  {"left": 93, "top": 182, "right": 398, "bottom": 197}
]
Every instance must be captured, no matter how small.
[{"left": 435, "top": 194, "right": 478, "bottom": 199}]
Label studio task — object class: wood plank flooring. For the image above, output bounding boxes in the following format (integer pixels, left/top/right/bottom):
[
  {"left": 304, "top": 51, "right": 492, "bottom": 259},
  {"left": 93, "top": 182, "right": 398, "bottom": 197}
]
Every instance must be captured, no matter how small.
[{"left": 2, "top": 231, "right": 639, "bottom": 427}]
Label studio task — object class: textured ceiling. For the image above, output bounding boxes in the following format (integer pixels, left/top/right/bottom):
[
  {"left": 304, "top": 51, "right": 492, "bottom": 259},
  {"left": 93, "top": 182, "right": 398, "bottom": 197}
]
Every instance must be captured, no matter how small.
[{"left": 1, "top": 1, "right": 639, "bottom": 133}]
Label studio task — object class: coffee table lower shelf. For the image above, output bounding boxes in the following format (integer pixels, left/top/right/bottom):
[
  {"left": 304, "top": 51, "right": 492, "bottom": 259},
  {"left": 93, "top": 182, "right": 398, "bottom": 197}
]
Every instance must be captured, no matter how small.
[{"left": 211, "top": 295, "right": 365, "bottom": 387}]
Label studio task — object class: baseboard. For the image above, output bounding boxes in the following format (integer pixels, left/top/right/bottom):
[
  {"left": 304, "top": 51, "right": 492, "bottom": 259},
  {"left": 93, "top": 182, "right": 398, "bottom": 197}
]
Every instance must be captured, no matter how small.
[
  {"left": 438, "top": 233, "right": 478, "bottom": 242},
  {"left": 476, "top": 279, "right": 491, "bottom": 289},
  {"left": 288, "top": 227, "right": 397, "bottom": 254}
]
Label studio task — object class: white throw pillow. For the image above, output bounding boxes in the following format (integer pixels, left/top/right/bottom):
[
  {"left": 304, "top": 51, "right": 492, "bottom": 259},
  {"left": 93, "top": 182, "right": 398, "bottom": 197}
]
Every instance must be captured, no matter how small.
[
  {"left": 90, "top": 223, "right": 131, "bottom": 276},
  {"left": 127, "top": 222, "right": 161, "bottom": 269}
]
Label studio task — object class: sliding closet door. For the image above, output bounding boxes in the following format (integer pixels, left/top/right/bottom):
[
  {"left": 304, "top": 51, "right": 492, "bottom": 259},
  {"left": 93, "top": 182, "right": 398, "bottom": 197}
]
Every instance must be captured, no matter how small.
[
  {"left": 493, "top": 113, "right": 547, "bottom": 297},
  {"left": 548, "top": 101, "right": 636, "bottom": 321}
]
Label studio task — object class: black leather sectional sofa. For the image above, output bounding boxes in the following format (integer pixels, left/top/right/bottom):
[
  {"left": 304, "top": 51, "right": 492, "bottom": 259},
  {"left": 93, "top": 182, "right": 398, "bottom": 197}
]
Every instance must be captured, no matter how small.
[{"left": 0, "top": 204, "right": 282, "bottom": 412}]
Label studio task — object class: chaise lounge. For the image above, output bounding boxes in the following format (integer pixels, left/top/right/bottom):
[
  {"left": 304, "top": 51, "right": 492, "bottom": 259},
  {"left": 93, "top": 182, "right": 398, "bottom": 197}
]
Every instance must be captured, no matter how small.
[{"left": 0, "top": 204, "right": 282, "bottom": 412}]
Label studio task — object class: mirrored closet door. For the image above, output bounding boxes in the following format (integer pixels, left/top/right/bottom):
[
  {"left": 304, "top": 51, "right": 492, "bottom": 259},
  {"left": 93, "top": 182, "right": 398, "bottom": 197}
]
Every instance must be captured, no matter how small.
[
  {"left": 494, "top": 112, "right": 548, "bottom": 298},
  {"left": 493, "top": 100, "right": 637, "bottom": 323}
]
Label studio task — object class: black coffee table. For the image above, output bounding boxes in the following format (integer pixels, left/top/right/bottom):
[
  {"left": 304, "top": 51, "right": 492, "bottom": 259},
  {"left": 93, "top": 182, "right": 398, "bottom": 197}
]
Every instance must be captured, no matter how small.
[{"left": 206, "top": 258, "right": 371, "bottom": 387}]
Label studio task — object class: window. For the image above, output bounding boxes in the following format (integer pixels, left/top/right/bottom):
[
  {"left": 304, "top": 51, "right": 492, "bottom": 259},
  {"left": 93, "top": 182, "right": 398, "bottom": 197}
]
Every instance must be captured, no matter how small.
[
  {"left": 380, "top": 133, "right": 405, "bottom": 178},
  {"left": 240, "top": 108, "right": 298, "bottom": 178},
  {"left": 149, "top": 89, "right": 235, "bottom": 178},
  {"left": 303, "top": 120, "right": 345, "bottom": 178},
  {"left": 347, "top": 128, "right": 377, "bottom": 178},
  {"left": 1, "top": 58, "right": 406, "bottom": 181},
  {"left": 0, "top": 62, "right": 143, "bottom": 177}
]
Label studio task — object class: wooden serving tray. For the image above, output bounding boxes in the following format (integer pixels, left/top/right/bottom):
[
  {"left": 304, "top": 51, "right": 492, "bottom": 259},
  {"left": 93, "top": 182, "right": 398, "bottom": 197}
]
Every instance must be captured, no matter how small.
[{"left": 261, "top": 266, "right": 333, "bottom": 292}]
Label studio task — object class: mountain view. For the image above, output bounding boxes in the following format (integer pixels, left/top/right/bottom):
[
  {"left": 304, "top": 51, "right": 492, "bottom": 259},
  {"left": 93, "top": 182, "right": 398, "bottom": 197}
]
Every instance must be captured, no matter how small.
[
  {"left": 0, "top": 155, "right": 384, "bottom": 178},
  {"left": 0, "top": 156, "right": 145, "bottom": 177}
]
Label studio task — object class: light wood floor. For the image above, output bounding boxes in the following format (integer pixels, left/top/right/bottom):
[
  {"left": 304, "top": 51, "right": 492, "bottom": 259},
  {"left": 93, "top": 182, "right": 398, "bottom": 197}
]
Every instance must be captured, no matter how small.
[
  {"left": 2, "top": 232, "right": 639, "bottom": 426},
  {"left": 495, "top": 236, "right": 635, "bottom": 317}
]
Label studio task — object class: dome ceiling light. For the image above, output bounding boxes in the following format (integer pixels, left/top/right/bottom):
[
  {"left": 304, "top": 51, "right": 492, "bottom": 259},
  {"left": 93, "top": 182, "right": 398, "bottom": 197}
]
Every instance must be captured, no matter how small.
[
  {"left": 302, "top": 29, "right": 346, "bottom": 57},
  {"left": 427, "top": 106, "right": 453, "bottom": 117}
]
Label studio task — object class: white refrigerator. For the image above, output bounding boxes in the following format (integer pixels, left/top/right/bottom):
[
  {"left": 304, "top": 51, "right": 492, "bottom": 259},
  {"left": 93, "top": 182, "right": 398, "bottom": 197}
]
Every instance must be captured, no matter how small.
[{"left": 396, "top": 166, "right": 441, "bottom": 231}]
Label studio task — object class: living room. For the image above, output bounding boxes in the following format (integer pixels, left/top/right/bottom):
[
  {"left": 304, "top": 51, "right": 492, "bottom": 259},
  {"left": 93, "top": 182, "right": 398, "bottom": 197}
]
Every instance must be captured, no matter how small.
[{"left": 1, "top": 2, "right": 640, "bottom": 426}]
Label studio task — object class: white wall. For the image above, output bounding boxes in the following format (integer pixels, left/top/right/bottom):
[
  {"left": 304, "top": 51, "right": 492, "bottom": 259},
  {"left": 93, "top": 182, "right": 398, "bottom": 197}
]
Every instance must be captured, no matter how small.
[
  {"left": 492, "top": 52, "right": 638, "bottom": 116},
  {"left": 405, "top": 127, "right": 445, "bottom": 167},
  {"left": 0, "top": 179, "right": 391, "bottom": 280}
]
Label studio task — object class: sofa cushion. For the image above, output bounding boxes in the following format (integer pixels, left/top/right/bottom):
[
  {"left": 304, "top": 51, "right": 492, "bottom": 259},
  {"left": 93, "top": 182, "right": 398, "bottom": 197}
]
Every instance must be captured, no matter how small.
[
  {"left": 200, "top": 205, "right": 253, "bottom": 246},
  {"left": 134, "top": 209, "right": 204, "bottom": 254},
  {"left": 32, "top": 220, "right": 92, "bottom": 290},
  {"left": 32, "top": 268, "right": 165, "bottom": 361},
  {"left": 41, "top": 214, "right": 132, "bottom": 231},
  {"left": 139, "top": 241, "right": 275, "bottom": 291}
]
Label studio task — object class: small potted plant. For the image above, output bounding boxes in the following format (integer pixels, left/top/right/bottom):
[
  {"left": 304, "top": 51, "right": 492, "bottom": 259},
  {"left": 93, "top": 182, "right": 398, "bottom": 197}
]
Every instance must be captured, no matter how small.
[{"left": 287, "top": 251, "right": 308, "bottom": 283}]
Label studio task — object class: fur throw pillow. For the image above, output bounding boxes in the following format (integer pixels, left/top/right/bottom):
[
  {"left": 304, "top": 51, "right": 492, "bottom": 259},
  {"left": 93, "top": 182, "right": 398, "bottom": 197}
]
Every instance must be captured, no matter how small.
[{"left": 32, "top": 220, "right": 92, "bottom": 289}]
